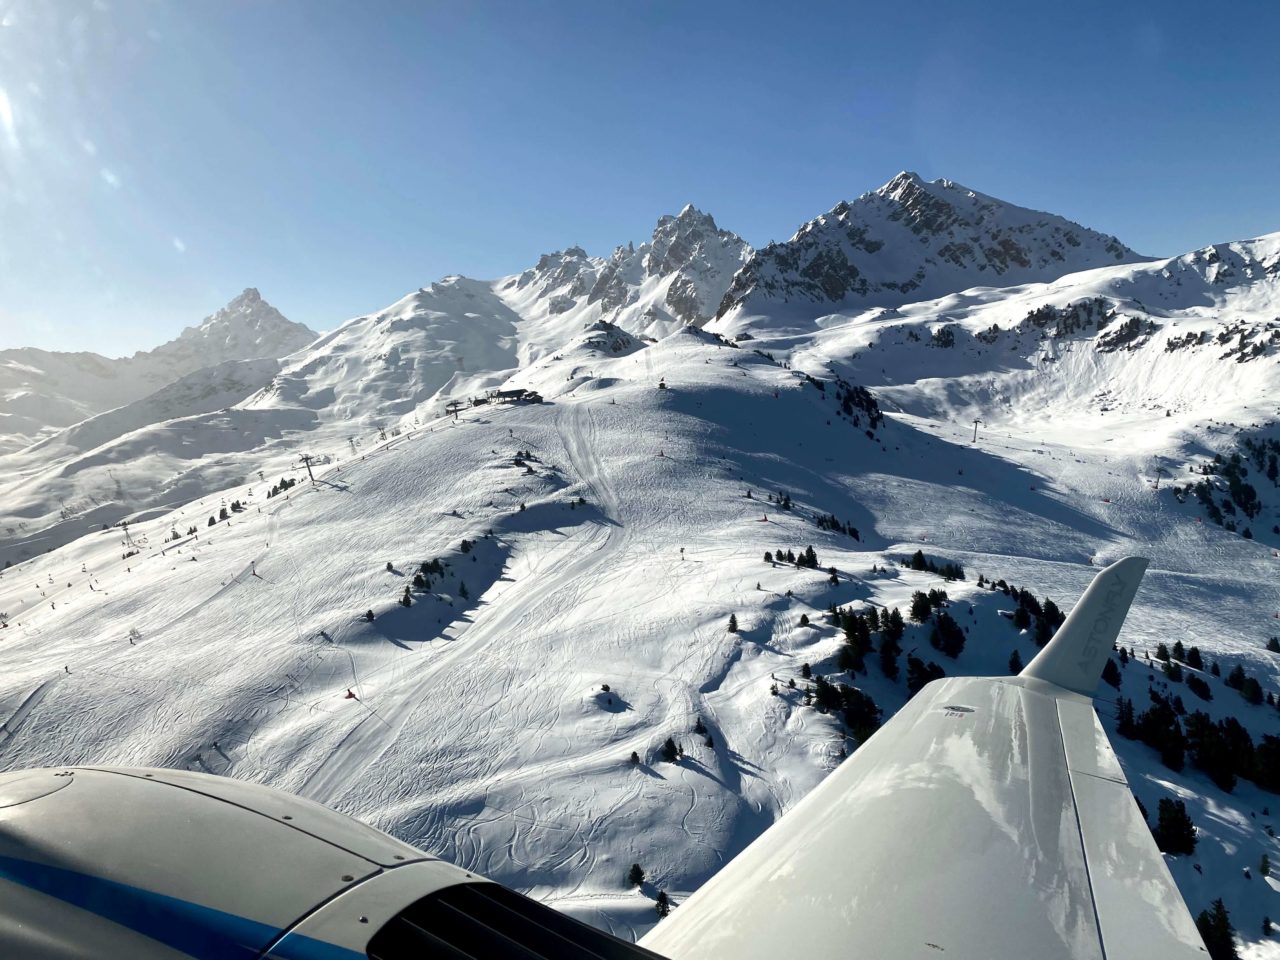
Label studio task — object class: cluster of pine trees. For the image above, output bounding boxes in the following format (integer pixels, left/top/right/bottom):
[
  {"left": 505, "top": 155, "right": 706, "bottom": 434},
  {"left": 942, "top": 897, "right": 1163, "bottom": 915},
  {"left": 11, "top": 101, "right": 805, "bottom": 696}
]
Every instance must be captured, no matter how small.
[
  {"left": 977, "top": 574, "right": 1064, "bottom": 645},
  {"left": 906, "top": 549, "right": 965, "bottom": 581},
  {"left": 1151, "top": 797, "right": 1197, "bottom": 855},
  {"left": 1149, "top": 639, "right": 1275, "bottom": 707},
  {"left": 815, "top": 512, "right": 860, "bottom": 540},
  {"left": 808, "top": 675, "right": 881, "bottom": 743},
  {"left": 831, "top": 376, "right": 884, "bottom": 433},
  {"left": 765, "top": 546, "right": 820, "bottom": 569},
  {"left": 909, "top": 589, "right": 950, "bottom": 624},
  {"left": 764, "top": 491, "right": 794, "bottom": 510},
  {"left": 1117, "top": 689, "right": 1280, "bottom": 793},
  {"left": 1180, "top": 444, "right": 1278, "bottom": 537},
  {"left": 266, "top": 476, "right": 298, "bottom": 498}
]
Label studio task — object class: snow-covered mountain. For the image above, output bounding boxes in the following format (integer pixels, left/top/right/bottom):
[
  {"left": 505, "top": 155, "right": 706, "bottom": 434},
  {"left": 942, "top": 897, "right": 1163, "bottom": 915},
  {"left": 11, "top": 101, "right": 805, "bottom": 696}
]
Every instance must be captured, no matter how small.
[
  {"left": 714, "top": 172, "right": 1146, "bottom": 330},
  {"left": 0, "top": 288, "right": 317, "bottom": 453},
  {"left": 145, "top": 287, "right": 318, "bottom": 372},
  {"left": 2, "top": 178, "right": 1280, "bottom": 956},
  {"left": 498, "top": 205, "right": 752, "bottom": 354}
]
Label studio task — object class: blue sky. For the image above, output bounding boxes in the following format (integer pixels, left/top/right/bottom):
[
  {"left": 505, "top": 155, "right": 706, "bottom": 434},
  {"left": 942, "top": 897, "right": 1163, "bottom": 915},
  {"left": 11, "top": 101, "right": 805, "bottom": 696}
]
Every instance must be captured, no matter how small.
[{"left": 1, "top": 0, "right": 1278, "bottom": 355}]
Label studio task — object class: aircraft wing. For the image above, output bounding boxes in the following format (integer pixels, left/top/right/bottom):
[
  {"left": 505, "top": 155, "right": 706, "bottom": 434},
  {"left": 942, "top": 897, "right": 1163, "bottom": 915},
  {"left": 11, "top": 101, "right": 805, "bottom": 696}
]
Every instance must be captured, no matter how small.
[{"left": 641, "top": 557, "right": 1208, "bottom": 960}]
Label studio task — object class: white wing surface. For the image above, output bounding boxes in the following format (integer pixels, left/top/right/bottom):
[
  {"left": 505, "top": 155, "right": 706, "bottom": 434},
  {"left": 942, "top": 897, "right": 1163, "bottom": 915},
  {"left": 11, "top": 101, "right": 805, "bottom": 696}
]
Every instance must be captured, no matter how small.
[{"left": 641, "top": 558, "right": 1207, "bottom": 960}]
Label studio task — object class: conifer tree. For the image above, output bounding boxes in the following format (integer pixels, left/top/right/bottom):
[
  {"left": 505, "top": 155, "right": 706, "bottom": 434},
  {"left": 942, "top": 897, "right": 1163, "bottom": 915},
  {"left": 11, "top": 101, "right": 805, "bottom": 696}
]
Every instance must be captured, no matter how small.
[
  {"left": 727, "top": 613, "right": 738, "bottom": 633},
  {"left": 628, "top": 863, "right": 645, "bottom": 887},
  {"left": 883, "top": 608, "right": 905, "bottom": 644},
  {"left": 459, "top": 582, "right": 469, "bottom": 600},
  {"left": 1269, "top": 637, "right": 1280, "bottom": 653},
  {"left": 1242, "top": 676, "right": 1264, "bottom": 705},
  {"left": 1009, "top": 649, "right": 1024, "bottom": 675},
  {"left": 1116, "top": 697, "right": 1137, "bottom": 738},
  {"left": 661, "top": 738, "right": 679, "bottom": 763},
  {"left": 1195, "top": 899, "right": 1239, "bottom": 960},
  {"left": 1033, "top": 614, "right": 1053, "bottom": 647},
  {"left": 1173, "top": 640, "right": 1186, "bottom": 661},
  {"left": 1102, "top": 658, "right": 1122, "bottom": 688},
  {"left": 1187, "top": 646, "right": 1204, "bottom": 670},
  {"left": 905, "top": 656, "right": 945, "bottom": 695},
  {"left": 1152, "top": 798, "right": 1197, "bottom": 855},
  {"left": 929, "top": 611, "right": 966, "bottom": 658},
  {"left": 1156, "top": 643, "right": 1171, "bottom": 662},
  {"left": 910, "top": 591, "right": 932, "bottom": 624},
  {"left": 1013, "top": 605, "right": 1031, "bottom": 630},
  {"left": 630, "top": 751, "right": 640, "bottom": 765},
  {"left": 878, "top": 636, "right": 900, "bottom": 681},
  {"left": 655, "top": 890, "right": 670, "bottom": 918}
]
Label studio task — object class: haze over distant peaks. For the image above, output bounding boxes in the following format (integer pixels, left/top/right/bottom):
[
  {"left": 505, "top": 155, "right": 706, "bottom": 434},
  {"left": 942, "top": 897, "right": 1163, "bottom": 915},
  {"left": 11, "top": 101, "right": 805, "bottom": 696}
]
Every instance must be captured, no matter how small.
[{"left": 0, "top": 288, "right": 317, "bottom": 453}]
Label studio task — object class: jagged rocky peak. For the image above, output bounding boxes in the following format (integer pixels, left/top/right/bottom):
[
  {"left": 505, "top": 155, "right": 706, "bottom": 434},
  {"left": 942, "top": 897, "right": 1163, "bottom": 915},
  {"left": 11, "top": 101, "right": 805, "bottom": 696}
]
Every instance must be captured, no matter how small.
[
  {"left": 646, "top": 203, "right": 749, "bottom": 281},
  {"left": 716, "top": 172, "right": 1147, "bottom": 320},
  {"left": 518, "top": 245, "right": 598, "bottom": 302},
  {"left": 152, "top": 288, "right": 318, "bottom": 363},
  {"left": 507, "top": 208, "right": 753, "bottom": 329}
]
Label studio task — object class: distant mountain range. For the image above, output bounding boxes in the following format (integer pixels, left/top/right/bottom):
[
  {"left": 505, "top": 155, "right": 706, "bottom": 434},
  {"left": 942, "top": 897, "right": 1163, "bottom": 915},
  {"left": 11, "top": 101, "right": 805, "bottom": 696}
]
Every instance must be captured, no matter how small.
[{"left": 0, "top": 288, "right": 317, "bottom": 454}]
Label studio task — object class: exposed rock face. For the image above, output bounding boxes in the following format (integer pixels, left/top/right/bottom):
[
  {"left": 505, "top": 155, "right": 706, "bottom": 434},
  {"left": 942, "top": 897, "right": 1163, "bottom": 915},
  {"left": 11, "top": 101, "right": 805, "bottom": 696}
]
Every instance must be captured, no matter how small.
[
  {"left": 505, "top": 207, "right": 752, "bottom": 337},
  {"left": 717, "top": 172, "right": 1146, "bottom": 319}
]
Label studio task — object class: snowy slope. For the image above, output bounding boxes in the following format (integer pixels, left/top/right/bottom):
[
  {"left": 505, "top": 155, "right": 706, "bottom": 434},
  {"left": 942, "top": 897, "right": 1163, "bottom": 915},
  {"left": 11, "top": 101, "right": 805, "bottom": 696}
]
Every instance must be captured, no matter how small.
[
  {"left": 0, "top": 288, "right": 317, "bottom": 453},
  {"left": 715, "top": 171, "right": 1146, "bottom": 329},
  {"left": 2, "top": 181, "right": 1280, "bottom": 955},
  {"left": 1, "top": 319, "right": 1278, "bottom": 952},
  {"left": 0, "top": 215, "right": 749, "bottom": 565}
]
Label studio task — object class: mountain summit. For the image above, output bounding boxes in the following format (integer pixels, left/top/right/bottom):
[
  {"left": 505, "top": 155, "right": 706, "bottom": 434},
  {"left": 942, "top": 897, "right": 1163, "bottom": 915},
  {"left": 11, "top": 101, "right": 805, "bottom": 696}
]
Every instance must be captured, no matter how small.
[
  {"left": 149, "top": 288, "right": 318, "bottom": 368},
  {"left": 0, "top": 289, "right": 317, "bottom": 453},
  {"left": 500, "top": 208, "right": 752, "bottom": 345},
  {"left": 715, "top": 172, "right": 1147, "bottom": 322}
]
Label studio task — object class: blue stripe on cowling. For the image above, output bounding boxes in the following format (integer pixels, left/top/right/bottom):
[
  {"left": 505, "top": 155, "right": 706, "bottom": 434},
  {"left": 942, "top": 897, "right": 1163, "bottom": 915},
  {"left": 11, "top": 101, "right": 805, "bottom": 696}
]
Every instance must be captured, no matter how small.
[
  {"left": 0, "top": 854, "right": 366, "bottom": 959},
  {"left": 264, "top": 931, "right": 370, "bottom": 960}
]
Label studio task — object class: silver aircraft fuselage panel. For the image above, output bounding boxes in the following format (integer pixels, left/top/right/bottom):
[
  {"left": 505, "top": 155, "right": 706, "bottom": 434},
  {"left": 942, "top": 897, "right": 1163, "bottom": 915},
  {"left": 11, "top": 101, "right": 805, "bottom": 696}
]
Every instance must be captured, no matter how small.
[
  {"left": 0, "top": 767, "right": 427, "bottom": 959},
  {"left": 0, "top": 875, "right": 196, "bottom": 960},
  {"left": 82, "top": 766, "right": 431, "bottom": 868},
  {"left": 640, "top": 674, "right": 1206, "bottom": 960}
]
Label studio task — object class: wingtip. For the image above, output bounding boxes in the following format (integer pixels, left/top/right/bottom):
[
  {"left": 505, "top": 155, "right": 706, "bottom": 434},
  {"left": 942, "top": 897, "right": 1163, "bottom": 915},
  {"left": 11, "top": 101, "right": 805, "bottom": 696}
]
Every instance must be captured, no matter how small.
[{"left": 1019, "top": 556, "right": 1150, "bottom": 697}]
